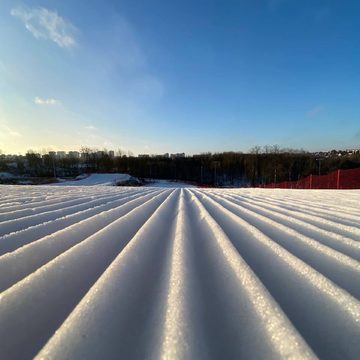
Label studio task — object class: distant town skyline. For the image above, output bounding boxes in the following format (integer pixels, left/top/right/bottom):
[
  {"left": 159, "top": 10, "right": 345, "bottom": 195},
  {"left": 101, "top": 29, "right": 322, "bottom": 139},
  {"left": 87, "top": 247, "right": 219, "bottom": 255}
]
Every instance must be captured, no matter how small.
[
  {"left": 1, "top": 0, "right": 359, "bottom": 154},
  {"left": 2, "top": 146, "right": 360, "bottom": 158}
]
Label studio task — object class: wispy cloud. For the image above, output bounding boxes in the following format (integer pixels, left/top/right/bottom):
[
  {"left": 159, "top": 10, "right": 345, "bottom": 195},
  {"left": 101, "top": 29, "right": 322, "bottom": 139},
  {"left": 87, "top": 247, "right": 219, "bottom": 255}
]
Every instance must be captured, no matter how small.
[
  {"left": 11, "top": 6, "right": 77, "bottom": 48},
  {"left": 0, "top": 125, "right": 22, "bottom": 138},
  {"left": 85, "top": 125, "right": 97, "bottom": 130},
  {"left": 92, "top": 14, "right": 165, "bottom": 103},
  {"left": 76, "top": 130, "right": 115, "bottom": 149},
  {"left": 307, "top": 105, "right": 323, "bottom": 118},
  {"left": 34, "top": 97, "right": 61, "bottom": 105},
  {"left": 96, "top": 15, "right": 145, "bottom": 72},
  {"left": 131, "top": 75, "right": 165, "bottom": 102}
]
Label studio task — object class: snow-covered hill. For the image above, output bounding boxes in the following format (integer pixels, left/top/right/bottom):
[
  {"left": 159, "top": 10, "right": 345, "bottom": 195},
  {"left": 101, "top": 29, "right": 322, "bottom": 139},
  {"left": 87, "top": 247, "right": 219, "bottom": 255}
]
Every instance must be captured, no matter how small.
[
  {"left": 52, "top": 174, "right": 194, "bottom": 188},
  {"left": 52, "top": 173, "right": 132, "bottom": 186},
  {"left": 0, "top": 186, "right": 359, "bottom": 359},
  {"left": 146, "top": 179, "right": 195, "bottom": 188}
]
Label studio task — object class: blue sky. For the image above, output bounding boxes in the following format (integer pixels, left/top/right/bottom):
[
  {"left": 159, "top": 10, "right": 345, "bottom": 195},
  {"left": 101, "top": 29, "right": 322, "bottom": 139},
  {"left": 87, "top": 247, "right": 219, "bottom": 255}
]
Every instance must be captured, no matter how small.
[{"left": 0, "top": 0, "right": 359, "bottom": 155}]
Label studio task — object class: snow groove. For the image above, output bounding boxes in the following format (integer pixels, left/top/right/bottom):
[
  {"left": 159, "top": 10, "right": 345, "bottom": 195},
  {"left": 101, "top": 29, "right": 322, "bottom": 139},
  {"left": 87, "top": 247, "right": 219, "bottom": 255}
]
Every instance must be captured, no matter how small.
[{"left": 0, "top": 185, "right": 359, "bottom": 359}]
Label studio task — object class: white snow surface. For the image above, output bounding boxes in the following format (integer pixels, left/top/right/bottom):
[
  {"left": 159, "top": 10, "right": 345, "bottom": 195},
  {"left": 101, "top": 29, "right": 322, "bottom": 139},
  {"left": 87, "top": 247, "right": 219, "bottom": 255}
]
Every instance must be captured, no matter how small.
[
  {"left": 52, "top": 173, "right": 131, "bottom": 186},
  {"left": 51, "top": 174, "right": 194, "bottom": 188},
  {"left": 146, "top": 179, "right": 195, "bottom": 188},
  {"left": 0, "top": 186, "right": 359, "bottom": 359}
]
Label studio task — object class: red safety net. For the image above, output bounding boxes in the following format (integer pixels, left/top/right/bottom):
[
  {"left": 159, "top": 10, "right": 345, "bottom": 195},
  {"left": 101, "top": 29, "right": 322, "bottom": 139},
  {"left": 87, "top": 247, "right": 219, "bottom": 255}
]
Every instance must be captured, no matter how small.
[{"left": 259, "top": 167, "right": 360, "bottom": 189}]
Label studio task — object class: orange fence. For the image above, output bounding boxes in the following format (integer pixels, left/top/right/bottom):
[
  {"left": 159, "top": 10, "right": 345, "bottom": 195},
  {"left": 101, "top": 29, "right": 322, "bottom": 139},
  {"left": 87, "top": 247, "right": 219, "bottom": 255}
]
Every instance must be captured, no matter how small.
[{"left": 259, "top": 167, "right": 360, "bottom": 189}]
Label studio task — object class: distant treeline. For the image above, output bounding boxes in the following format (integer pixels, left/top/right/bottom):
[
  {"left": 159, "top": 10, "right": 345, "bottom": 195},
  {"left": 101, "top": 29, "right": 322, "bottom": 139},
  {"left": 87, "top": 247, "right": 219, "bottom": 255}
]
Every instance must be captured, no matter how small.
[{"left": 1, "top": 146, "right": 360, "bottom": 186}]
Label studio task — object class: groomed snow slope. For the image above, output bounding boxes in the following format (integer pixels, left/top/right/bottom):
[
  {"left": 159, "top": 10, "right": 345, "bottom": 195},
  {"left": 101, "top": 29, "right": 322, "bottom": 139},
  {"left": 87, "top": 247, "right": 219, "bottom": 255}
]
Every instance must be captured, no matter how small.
[{"left": 0, "top": 186, "right": 359, "bottom": 359}]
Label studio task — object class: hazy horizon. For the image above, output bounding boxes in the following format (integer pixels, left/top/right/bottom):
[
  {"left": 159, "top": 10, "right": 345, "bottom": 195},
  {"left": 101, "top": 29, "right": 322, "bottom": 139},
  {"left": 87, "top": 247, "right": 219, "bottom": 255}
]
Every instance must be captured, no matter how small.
[
  {"left": 1, "top": 0, "right": 359, "bottom": 155},
  {"left": 1, "top": 144, "right": 359, "bottom": 157}
]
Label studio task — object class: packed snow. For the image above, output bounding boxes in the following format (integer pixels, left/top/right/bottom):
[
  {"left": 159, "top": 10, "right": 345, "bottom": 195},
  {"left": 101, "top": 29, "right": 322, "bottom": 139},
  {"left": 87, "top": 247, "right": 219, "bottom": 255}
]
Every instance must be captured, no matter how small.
[
  {"left": 51, "top": 173, "right": 194, "bottom": 188},
  {"left": 0, "top": 185, "right": 359, "bottom": 359},
  {"left": 52, "top": 173, "right": 132, "bottom": 186},
  {"left": 146, "top": 179, "right": 195, "bottom": 188}
]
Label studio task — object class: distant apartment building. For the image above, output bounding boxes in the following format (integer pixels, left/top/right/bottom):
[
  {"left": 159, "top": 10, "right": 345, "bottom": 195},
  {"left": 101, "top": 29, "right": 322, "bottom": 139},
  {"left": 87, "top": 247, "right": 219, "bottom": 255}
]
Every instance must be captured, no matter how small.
[
  {"left": 139, "top": 152, "right": 183, "bottom": 159},
  {"left": 156, "top": 153, "right": 169, "bottom": 158},
  {"left": 68, "top": 151, "right": 80, "bottom": 159},
  {"left": 56, "top": 151, "right": 66, "bottom": 159},
  {"left": 151, "top": 153, "right": 170, "bottom": 159},
  {"left": 171, "top": 153, "right": 185, "bottom": 159}
]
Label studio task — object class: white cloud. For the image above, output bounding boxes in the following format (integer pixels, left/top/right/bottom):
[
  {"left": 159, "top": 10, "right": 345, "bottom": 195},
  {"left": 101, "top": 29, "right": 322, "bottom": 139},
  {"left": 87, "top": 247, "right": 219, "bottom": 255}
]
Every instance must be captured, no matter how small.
[
  {"left": 85, "top": 125, "right": 97, "bottom": 130},
  {"left": 11, "top": 6, "right": 77, "bottom": 48},
  {"left": 34, "top": 97, "right": 61, "bottom": 105}
]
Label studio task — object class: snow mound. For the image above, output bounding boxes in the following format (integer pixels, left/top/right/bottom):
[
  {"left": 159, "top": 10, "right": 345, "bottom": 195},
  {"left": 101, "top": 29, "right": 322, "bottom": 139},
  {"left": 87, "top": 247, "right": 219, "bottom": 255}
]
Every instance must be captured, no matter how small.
[
  {"left": 146, "top": 179, "right": 195, "bottom": 188},
  {"left": 52, "top": 173, "right": 132, "bottom": 186},
  {"left": 0, "top": 186, "right": 359, "bottom": 359}
]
